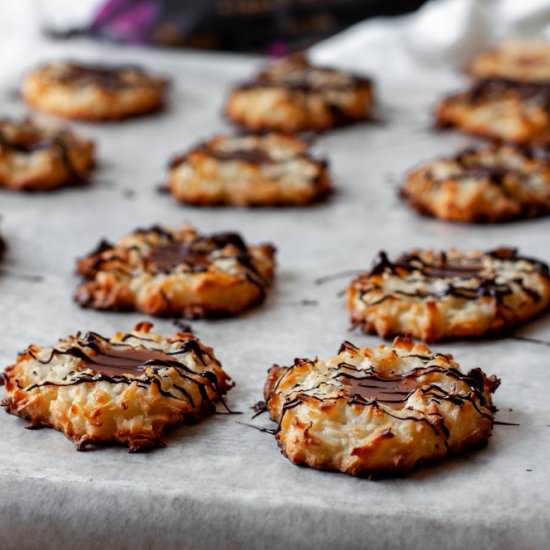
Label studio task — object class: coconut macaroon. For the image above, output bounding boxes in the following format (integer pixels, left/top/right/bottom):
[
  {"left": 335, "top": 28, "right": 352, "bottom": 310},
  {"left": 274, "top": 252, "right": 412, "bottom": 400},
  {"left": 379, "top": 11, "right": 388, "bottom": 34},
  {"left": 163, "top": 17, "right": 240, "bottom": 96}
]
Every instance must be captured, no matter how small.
[
  {"left": 22, "top": 61, "right": 169, "bottom": 121},
  {"left": 0, "top": 118, "right": 95, "bottom": 191},
  {"left": 347, "top": 247, "right": 550, "bottom": 342},
  {"left": 264, "top": 337, "right": 499, "bottom": 477},
  {"left": 225, "top": 54, "right": 374, "bottom": 133},
  {"left": 75, "top": 224, "right": 276, "bottom": 318},
  {"left": 435, "top": 77, "right": 550, "bottom": 145},
  {"left": 1, "top": 322, "right": 233, "bottom": 452},
  {"left": 401, "top": 143, "right": 550, "bottom": 223},
  {"left": 167, "top": 132, "right": 331, "bottom": 206},
  {"left": 468, "top": 40, "right": 550, "bottom": 82}
]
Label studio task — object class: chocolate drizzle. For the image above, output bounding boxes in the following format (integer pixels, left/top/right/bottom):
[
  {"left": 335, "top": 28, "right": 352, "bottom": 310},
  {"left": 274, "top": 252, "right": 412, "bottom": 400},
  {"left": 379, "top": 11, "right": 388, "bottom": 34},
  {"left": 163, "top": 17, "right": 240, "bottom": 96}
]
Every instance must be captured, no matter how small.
[
  {"left": 413, "top": 260, "right": 484, "bottom": 280},
  {"left": 53, "top": 62, "right": 152, "bottom": 90},
  {"left": 339, "top": 371, "right": 417, "bottom": 409},
  {"left": 206, "top": 147, "right": 274, "bottom": 164},
  {"left": 78, "top": 226, "right": 272, "bottom": 309},
  {"left": 265, "top": 349, "right": 499, "bottom": 443},
  {"left": 232, "top": 57, "right": 374, "bottom": 131},
  {"left": 511, "top": 335, "right": 550, "bottom": 347},
  {"left": 86, "top": 227, "right": 258, "bottom": 275},
  {"left": 0, "top": 122, "right": 82, "bottom": 181},
  {"left": 364, "top": 247, "right": 549, "bottom": 304},
  {"left": 237, "top": 77, "right": 365, "bottom": 93},
  {"left": 146, "top": 231, "right": 254, "bottom": 275},
  {"left": 314, "top": 268, "right": 365, "bottom": 285},
  {"left": 522, "top": 145, "right": 550, "bottom": 163},
  {"left": 144, "top": 230, "right": 269, "bottom": 296},
  {"left": 488, "top": 246, "right": 550, "bottom": 276},
  {"left": 447, "top": 164, "right": 517, "bottom": 186},
  {"left": 466, "top": 77, "right": 550, "bottom": 108},
  {"left": 427, "top": 144, "right": 550, "bottom": 189},
  {"left": 84, "top": 239, "right": 113, "bottom": 258},
  {"left": 251, "top": 400, "right": 268, "bottom": 418},
  {"left": 23, "top": 331, "right": 233, "bottom": 414},
  {"left": 60, "top": 342, "right": 178, "bottom": 378},
  {"left": 168, "top": 136, "right": 328, "bottom": 189},
  {"left": 237, "top": 55, "right": 371, "bottom": 93},
  {"left": 148, "top": 242, "right": 212, "bottom": 273},
  {"left": 172, "top": 319, "right": 193, "bottom": 333},
  {"left": 168, "top": 142, "right": 276, "bottom": 168}
]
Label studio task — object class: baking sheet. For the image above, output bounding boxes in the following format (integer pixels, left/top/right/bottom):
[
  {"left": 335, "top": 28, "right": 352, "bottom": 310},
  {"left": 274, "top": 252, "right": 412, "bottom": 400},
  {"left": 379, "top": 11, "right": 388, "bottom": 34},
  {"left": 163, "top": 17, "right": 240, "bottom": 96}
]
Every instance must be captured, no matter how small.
[{"left": 1, "top": 39, "right": 549, "bottom": 550}]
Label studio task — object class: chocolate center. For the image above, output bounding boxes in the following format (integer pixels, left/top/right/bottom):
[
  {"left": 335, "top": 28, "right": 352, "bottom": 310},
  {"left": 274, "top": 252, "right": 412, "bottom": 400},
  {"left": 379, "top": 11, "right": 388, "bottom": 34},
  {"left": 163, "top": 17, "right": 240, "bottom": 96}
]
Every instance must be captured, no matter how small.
[
  {"left": 396, "top": 253, "right": 485, "bottom": 280},
  {"left": 57, "top": 63, "right": 140, "bottom": 89},
  {"left": 468, "top": 77, "right": 550, "bottom": 105},
  {"left": 76, "top": 343, "right": 176, "bottom": 377},
  {"left": 342, "top": 374, "right": 417, "bottom": 408},
  {"left": 0, "top": 128, "right": 52, "bottom": 153},
  {"left": 210, "top": 147, "right": 273, "bottom": 164},
  {"left": 147, "top": 232, "right": 248, "bottom": 273},
  {"left": 421, "top": 263, "right": 484, "bottom": 279},
  {"left": 148, "top": 242, "right": 211, "bottom": 273}
]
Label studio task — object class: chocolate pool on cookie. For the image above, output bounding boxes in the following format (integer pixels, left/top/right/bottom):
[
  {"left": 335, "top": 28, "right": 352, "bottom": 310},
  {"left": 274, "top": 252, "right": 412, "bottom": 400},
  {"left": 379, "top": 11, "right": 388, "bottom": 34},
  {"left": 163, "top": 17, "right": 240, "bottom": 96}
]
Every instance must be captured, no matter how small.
[
  {"left": 22, "top": 61, "right": 169, "bottom": 121},
  {"left": 436, "top": 77, "right": 550, "bottom": 145},
  {"left": 75, "top": 224, "right": 276, "bottom": 318},
  {"left": 347, "top": 247, "right": 550, "bottom": 342},
  {"left": 1, "top": 322, "right": 233, "bottom": 452},
  {"left": 263, "top": 337, "right": 499, "bottom": 477},
  {"left": 225, "top": 53, "right": 374, "bottom": 133},
  {"left": 167, "top": 132, "right": 332, "bottom": 206},
  {"left": 401, "top": 143, "right": 550, "bottom": 223},
  {"left": 0, "top": 118, "right": 95, "bottom": 191}
]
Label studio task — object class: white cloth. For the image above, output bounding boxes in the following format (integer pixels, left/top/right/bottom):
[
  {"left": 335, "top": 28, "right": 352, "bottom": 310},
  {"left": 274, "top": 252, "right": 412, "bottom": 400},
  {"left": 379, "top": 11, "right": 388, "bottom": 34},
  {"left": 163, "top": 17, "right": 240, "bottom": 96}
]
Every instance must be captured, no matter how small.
[
  {"left": 2, "top": 0, "right": 549, "bottom": 87},
  {"left": 311, "top": 0, "right": 550, "bottom": 78},
  {"left": 0, "top": 1, "right": 98, "bottom": 88}
]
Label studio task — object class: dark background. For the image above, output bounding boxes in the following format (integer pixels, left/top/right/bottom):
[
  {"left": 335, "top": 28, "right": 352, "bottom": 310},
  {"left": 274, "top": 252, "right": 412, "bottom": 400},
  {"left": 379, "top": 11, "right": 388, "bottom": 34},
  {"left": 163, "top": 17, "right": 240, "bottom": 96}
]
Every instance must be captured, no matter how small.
[{"left": 82, "top": 0, "right": 430, "bottom": 54}]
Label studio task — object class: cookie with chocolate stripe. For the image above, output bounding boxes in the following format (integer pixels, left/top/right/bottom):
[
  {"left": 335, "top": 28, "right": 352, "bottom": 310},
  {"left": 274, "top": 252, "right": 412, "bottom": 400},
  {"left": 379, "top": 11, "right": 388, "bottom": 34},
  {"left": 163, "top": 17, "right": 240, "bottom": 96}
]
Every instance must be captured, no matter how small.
[
  {"left": 263, "top": 337, "right": 499, "bottom": 476},
  {"left": 1, "top": 322, "right": 232, "bottom": 451},
  {"left": 75, "top": 224, "right": 276, "bottom": 318},
  {"left": 401, "top": 143, "right": 550, "bottom": 222},
  {"left": 167, "top": 132, "right": 331, "bottom": 206},
  {"left": 0, "top": 118, "right": 94, "bottom": 190},
  {"left": 225, "top": 54, "right": 374, "bottom": 133},
  {"left": 347, "top": 248, "right": 550, "bottom": 341},
  {"left": 23, "top": 61, "right": 168, "bottom": 121},
  {"left": 435, "top": 77, "right": 550, "bottom": 145}
]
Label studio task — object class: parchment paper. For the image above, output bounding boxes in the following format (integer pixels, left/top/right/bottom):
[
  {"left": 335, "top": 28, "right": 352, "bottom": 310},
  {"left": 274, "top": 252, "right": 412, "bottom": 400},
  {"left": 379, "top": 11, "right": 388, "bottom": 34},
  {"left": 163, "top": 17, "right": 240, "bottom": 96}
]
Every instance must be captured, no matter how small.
[{"left": 0, "top": 39, "right": 549, "bottom": 550}]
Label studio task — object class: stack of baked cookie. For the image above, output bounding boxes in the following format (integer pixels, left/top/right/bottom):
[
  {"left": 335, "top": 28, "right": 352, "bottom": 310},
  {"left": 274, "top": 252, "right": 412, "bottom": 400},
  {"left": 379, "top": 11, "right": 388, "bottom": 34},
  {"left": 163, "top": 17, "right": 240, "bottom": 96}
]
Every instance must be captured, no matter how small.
[{"left": 1, "top": 40, "right": 549, "bottom": 480}]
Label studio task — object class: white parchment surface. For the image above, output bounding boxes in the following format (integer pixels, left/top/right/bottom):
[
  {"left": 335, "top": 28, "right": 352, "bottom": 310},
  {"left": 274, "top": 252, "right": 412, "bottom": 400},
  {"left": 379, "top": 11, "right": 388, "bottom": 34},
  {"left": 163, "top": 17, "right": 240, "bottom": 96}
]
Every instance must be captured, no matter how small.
[{"left": 0, "top": 37, "right": 549, "bottom": 550}]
